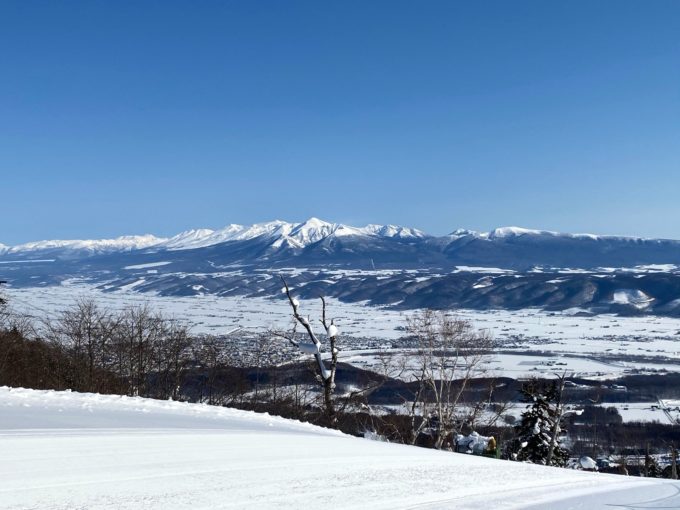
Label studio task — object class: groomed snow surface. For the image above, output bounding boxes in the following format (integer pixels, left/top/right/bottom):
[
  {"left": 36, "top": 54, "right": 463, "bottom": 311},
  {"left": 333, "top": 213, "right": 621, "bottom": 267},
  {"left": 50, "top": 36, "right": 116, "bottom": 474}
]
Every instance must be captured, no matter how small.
[{"left": 1, "top": 388, "right": 679, "bottom": 509}]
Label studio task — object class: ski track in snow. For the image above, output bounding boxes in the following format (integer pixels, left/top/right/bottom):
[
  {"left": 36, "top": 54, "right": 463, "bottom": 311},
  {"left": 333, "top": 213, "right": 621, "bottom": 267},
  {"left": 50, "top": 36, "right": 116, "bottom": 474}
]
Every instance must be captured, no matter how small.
[{"left": 1, "top": 387, "right": 678, "bottom": 509}]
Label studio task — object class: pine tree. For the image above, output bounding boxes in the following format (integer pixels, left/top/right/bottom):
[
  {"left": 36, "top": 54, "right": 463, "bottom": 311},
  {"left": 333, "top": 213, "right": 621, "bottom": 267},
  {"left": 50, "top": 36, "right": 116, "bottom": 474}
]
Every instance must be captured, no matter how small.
[
  {"left": 645, "top": 451, "right": 661, "bottom": 478},
  {"left": 506, "top": 378, "right": 569, "bottom": 467}
]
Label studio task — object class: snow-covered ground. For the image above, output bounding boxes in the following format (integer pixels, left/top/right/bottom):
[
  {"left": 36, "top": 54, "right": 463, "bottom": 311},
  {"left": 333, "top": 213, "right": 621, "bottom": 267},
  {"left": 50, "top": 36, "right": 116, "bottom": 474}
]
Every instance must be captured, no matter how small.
[
  {"left": 7, "top": 282, "right": 680, "bottom": 343},
  {"left": 342, "top": 348, "right": 680, "bottom": 381},
  {"left": 6, "top": 282, "right": 680, "bottom": 379},
  {"left": 594, "top": 402, "right": 673, "bottom": 424},
  {"left": 1, "top": 387, "right": 679, "bottom": 510}
]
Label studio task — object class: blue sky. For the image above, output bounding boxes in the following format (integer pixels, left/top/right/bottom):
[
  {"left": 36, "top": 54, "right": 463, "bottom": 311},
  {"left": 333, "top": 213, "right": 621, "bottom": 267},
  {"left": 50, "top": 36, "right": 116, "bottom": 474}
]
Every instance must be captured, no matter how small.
[{"left": 1, "top": 1, "right": 678, "bottom": 244}]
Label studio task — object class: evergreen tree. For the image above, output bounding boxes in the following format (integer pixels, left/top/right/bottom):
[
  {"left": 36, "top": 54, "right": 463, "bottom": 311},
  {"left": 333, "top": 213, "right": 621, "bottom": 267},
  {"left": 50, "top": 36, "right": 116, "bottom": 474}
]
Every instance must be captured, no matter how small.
[
  {"left": 645, "top": 452, "right": 661, "bottom": 478},
  {"left": 506, "top": 378, "right": 569, "bottom": 467}
]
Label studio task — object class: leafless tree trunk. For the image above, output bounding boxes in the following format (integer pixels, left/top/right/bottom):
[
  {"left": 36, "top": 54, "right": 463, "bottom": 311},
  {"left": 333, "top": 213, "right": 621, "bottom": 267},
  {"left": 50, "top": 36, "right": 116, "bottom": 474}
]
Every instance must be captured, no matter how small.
[
  {"left": 193, "top": 335, "right": 227, "bottom": 405},
  {"left": 280, "top": 277, "right": 339, "bottom": 425},
  {"left": 672, "top": 443, "right": 678, "bottom": 480},
  {"left": 546, "top": 372, "right": 568, "bottom": 466},
  {"left": 42, "top": 299, "right": 116, "bottom": 392},
  {"left": 152, "top": 319, "right": 191, "bottom": 400},
  {"left": 403, "top": 309, "right": 493, "bottom": 449}
]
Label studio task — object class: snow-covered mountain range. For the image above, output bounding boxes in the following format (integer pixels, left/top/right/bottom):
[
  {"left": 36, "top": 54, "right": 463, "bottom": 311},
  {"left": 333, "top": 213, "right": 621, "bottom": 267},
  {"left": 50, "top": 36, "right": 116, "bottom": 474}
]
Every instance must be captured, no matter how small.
[
  {"left": 0, "top": 218, "right": 426, "bottom": 257},
  {"left": 2, "top": 217, "right": 678, "bottom": 267},
  {"left": 0, "top": 234, "right": 164, "bottom": 257},
  {"left": 3, "top": 218, "right": 680, "bottom": 316}
]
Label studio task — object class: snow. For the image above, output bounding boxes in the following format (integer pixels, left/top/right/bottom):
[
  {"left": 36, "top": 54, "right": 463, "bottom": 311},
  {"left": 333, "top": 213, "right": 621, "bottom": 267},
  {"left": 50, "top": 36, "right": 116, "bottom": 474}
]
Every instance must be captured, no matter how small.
[
  {"left": 448, "top": 227, "right": 607, "bottom": 241},
  {"left": 5, "top": 222, "right": 679, "bottom": 260},
  {"left": 482, "top": 226, "right": 660, "bottom": 242},
  {"left": 485, "top": 226, "right": 601, "bottom": 240},
  {"left": 455, "top": 431, "right": 493, "bottom": 454},
  {"left": 595, "top": 403, "right": 673, "bottom": 424},
  {"left": 452, "top": 266, "right": 516, "bottom": 274},
  {"left": 1, "top": 387, "right": 677, "bottom": 510},
  {"left": 275, "top": 218, "right": 336, "bottom": 248},
  {"left": 0, "top": 259, "right": 55, "bottom": 264},
  {"left": 155, "top": 228, "right": 217, "bottom": 250},
  {"left": 487, "top": 226, "right": 558, "bottom": 239},
  {"left": 448, "top": 228, "right": 478, "bottom": 238},
  {"left": 0, "top": 218, "right": 431, "bottom": 257},
  {"left": 297, "top": 341, "right": 320, "bottom": 354},
  {"left": 7, "top": 281, "right": 680, "bottom": 380},
  {"left": 579, "top": 456, "right": 598, "bottom": 470},
  {"left": 149, "top": 218, "right": 425, "bottom": 252},
  {"left": 472, "top": 279, "right": 494, "bottom": 289},
  {"left": 612, "top": 289, "right": 654, "bottom": 308},
  {"left": 625, "top": 264, "right": 679, "bottom": 273},
  {"left": 2, "top": 234, "right": 165, "bottom": 255},
  {"left": 123, "top": 261, "right": 172, "bottom": 270},
  {"left": 116, "top": 278, "right": 147, "bottom": 292},
  {"left": 364, "top": 224, "right": 425, "bottom": 238}
]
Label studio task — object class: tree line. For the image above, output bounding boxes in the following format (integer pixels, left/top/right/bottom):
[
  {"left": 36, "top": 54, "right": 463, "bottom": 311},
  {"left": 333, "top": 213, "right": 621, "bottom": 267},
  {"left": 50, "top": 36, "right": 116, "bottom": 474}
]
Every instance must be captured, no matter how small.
[{"left": 0, "top": 298, "right": 253, "bottom": 403}]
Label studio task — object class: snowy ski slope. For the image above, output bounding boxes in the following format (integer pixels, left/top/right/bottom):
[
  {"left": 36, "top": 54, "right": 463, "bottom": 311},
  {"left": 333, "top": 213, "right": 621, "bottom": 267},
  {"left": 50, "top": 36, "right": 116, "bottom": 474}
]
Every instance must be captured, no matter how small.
[{"left": 1, "top": 387, "right": 679, "bottom": 509}]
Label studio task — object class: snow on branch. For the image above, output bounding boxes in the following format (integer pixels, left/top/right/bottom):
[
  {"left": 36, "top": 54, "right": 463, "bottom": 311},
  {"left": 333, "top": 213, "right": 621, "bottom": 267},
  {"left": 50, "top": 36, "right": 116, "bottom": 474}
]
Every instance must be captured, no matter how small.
[{"left": 281, "top": 276, "right": 334, "bottom": 381}]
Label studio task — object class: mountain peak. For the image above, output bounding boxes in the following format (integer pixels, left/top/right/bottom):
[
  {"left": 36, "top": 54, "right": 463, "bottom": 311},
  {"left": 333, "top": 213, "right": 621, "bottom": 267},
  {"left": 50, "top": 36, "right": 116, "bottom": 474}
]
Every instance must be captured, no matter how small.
[
  {"left": 485, "top": 226, "right": 608, "bottom": 241},
  {"left": 158, "top": 229, "right": 215, "bottom": 250},
  {"left": 364, "top": 224, "right": 425, "bottom": 239},
  {"left": 487, "top": 226, "right": 555, "bottom": 239},
  {"left": 449, "top": 228, "right": 477, "bottom": 237},
  {"left": 281, "top": 218, "right": 337, "bottom": 248},
  {"left": 299, "top": 217, "right": 332, "bottom": 228}
]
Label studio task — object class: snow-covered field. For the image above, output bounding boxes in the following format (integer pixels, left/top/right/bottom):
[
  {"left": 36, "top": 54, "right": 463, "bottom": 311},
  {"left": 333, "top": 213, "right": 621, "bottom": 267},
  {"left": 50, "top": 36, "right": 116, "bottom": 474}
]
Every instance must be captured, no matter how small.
[
  {"left": 1, "top": 387, "right": 679, "bottom": 510},
  {"left": 7, "top": 282, "right": 680, "bottom": 343},
  {"left": 6, "top": 282, "right": 680, "bottom": 379},
  {"left": 343, "top": 349, "right": 680, "bottom": 381},
  {"left": 595, "top": 402, "right": 672, "bottom": 424}
]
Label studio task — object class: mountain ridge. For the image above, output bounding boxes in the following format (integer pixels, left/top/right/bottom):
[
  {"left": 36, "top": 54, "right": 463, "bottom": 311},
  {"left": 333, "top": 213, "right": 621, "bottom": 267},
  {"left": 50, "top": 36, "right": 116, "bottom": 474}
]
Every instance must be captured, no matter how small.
[
  {"left": 2, "top": 218, "right": 680, "bottom": 316},
  {"left": 2, "top": 218, "right": 677, "bottom": 257}
]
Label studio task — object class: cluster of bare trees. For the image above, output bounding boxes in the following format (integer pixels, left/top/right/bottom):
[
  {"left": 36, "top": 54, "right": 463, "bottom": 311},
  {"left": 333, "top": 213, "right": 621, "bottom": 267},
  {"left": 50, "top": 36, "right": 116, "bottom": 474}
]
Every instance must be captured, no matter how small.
[
  {"left": 276, "top": 281, "right": 501, "bottom": 440},
  {"left": 35, "top": 300, "right": 193, "bottom": 398},
  {"left": 2, "top": 286, "right": 505, "bottom": 448},
  {"left": 1, "top": 297, "right": 251, "bottom": 401},
  {"left": 0, "top": 296, "right": 316, "bottom": 411},
  {"left": 393, "top": 310, "right": 496, "bottom": 448}
]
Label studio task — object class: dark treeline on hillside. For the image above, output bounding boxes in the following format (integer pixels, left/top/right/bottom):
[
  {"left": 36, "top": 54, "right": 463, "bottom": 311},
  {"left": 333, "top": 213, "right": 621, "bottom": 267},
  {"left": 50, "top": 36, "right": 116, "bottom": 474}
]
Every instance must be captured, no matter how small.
[
  {"left": 0, "top": 299, "right": 253, "bottom": 403},
  {"left": 0, "top": 327, "right": 119, "bottom": 391},
  {"left": 0, "top": 297, "right": 391, "bottom": 427}
]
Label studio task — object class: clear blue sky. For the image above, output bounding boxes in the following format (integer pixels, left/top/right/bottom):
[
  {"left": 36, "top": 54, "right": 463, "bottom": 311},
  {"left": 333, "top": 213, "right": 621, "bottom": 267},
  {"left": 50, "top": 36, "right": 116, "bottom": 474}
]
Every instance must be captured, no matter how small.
[{"left": 1, "top": 1, "right": 678, "bottom": 244}]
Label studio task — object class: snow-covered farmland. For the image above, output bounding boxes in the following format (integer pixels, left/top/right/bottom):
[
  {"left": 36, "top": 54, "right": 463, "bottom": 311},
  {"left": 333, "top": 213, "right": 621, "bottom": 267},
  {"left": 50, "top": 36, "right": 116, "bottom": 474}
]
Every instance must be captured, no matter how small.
[
  {"left": 5, "top": 281, "right": 680, "bottom": 379},
  {"left": 1, "top": 387, "right": 679, "bottom": 510},
  {"left": 7, "top": 281, "right": 680, "bottom": 342}
]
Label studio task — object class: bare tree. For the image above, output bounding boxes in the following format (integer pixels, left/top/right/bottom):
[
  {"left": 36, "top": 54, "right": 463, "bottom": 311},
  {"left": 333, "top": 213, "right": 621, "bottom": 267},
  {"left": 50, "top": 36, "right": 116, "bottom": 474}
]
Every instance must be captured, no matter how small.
[
  {"left": 280, "top": 277, "right": 339, "bottom": 424},
  {"left": 545, "top": 371, "right": 583, "bottom": 466},
  {"left": 43, "top": 299, "right": 115, "bottom": 392},
  {"left": 403, "top": 309, "right": 493, "bottom": 449},
  {"left": 244, "top": 331, "right": 276, "bottom": 402},
  {"left": 151, "top": 318, "right": 192, "bottom": 400},
  {"left": 192, "top": 334, "right": 249, "bottom": 406},
  {"left": 108, "top": 304, "right": 165, "bottom": 397},
  {"left": 0, "top": 287, "right": 10, "bottom": 329},
  {"left": 0, "top": 303, "right": 36, "bottom": 338}
]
